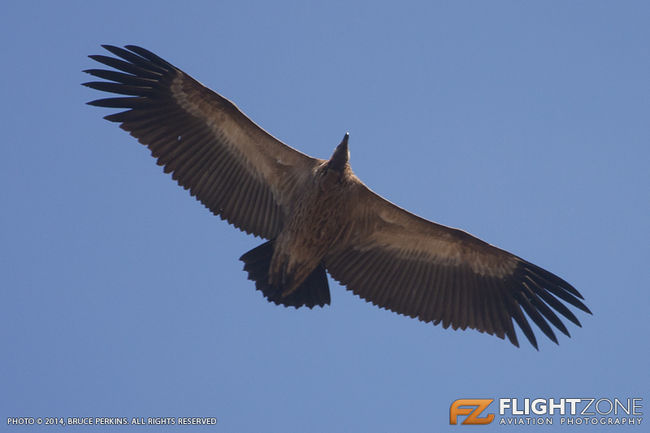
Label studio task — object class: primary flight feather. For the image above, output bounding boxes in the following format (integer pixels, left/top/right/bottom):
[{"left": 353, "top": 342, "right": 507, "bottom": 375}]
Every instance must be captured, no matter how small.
[{"left": 84, "top": 44, "right": 591, "bottom": 349}]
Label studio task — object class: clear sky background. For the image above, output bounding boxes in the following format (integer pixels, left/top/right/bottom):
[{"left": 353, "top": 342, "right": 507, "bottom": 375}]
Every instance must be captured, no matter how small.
[{"left": 1, "top": 1, "right": 648, "bottom": 432}]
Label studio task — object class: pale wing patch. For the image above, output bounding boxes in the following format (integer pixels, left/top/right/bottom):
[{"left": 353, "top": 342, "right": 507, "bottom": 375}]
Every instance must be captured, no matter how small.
[
  {"left": 171, "top": 76, "right": 265, "bottom": 169},
  {"left": 170, "top": 74, "right": 315, "bottom": 208},
  {"left": 373, "top": 208, "right": 517, "bottom": 278}
]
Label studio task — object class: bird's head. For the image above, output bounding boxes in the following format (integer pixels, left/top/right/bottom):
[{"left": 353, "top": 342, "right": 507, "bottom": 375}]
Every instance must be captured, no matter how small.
[{"left": 326, "top": 133, "right": 350, "bottom": 172}]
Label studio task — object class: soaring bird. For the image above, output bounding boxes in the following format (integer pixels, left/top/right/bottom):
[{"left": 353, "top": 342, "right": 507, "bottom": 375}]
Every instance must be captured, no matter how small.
[{"left": 84, "top": 45, "right": 591, "bottom": 349}]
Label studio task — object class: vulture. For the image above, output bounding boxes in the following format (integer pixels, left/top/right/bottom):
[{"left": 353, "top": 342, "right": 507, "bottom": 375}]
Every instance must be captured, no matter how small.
[{"left": 84, "top": 44, "right": 591, "bottom": 349}]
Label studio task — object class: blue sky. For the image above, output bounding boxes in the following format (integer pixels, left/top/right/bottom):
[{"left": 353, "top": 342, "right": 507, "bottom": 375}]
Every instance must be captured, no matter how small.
[{"left": 1, "top": 1, "right": 648, "bottom": 432}]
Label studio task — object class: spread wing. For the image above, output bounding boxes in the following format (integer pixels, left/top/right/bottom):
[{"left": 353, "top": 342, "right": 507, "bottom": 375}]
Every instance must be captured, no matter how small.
[
  {"left": 325, "top": 181, "right": 591, "bottom": 349},
  {"left": 84, "top": 45, "right": 319, "bottom": 239}
]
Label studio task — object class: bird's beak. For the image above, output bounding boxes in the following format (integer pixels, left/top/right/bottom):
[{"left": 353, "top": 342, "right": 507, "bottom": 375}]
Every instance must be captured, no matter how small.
[{"left": 328, "top": 133, "right": 349, "bottom": 172}]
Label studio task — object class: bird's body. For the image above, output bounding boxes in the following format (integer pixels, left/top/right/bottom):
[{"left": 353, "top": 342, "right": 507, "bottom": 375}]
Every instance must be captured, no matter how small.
[
  {"left": 269, "top": 138, "right": 356, "bottom": 295},
  {"left": 273, "top": 173, "right": 349, "bottom": 294},
  {"left": 84, "top": 45, "right": 591, "bottom": 349}
]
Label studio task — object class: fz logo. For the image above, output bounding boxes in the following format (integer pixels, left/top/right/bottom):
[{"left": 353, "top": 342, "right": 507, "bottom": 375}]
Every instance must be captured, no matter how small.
[{"left": 450, "top": 399, "right": 495, "bottom": 425}]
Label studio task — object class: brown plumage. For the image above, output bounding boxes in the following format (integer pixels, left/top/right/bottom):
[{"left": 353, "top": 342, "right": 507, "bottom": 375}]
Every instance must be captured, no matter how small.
[{"left": 84, "top": 45, "right": 591, "bottom": 349}]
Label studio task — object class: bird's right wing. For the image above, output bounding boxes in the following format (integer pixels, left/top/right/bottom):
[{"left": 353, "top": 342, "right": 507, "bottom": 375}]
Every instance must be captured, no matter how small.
[
  {"left": 84, "top": 45, "right": 320, "bottom": 239},
  {"left": 325, "top": 181, "right": 591, "bottom": 349}
]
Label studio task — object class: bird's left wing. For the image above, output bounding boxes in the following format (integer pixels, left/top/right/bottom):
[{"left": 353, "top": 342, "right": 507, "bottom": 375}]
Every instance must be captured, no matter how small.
[
  {"left": 84, "top": 45, "right": 320, "bottom": 239},
  {"left": 325, "top": 181, "right": 591, "bottom": 349}
]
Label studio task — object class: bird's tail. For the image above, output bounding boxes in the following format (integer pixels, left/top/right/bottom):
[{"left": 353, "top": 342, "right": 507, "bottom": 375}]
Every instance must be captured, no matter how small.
[{"left": 239, "top": 240, "right": 331, "bottom": 309}]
